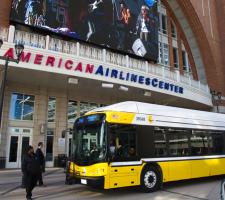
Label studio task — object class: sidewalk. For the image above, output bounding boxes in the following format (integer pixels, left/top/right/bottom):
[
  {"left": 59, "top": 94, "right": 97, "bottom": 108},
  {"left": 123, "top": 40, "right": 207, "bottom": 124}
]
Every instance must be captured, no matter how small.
[
  {"left": 0, "top": 167, "right": 61, "bottom": 174},
  {"left": 0, "top": 168, "right": 62, "bottom": 196}
]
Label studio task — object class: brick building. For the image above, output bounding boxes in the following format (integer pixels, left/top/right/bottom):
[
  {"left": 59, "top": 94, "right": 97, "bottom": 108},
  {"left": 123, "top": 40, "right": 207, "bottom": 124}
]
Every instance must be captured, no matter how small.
[{"left": 0, "top": 0, "right": 224, "bottom": 168}]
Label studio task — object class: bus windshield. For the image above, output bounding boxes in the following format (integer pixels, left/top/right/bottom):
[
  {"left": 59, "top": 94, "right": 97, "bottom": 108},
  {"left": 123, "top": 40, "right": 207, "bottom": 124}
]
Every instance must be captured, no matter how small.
[{"left": 73, "top": 114, "right": 107, "bottom": 165}]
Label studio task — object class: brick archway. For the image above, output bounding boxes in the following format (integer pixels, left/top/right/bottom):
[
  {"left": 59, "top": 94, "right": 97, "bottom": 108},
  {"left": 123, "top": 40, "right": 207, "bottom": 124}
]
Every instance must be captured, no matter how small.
[
  {"left": 177, "top": 1, "right": 217, "bottom": 86},
  {"left": 163, "top": 0, "right": 217, "bottom": 88}
]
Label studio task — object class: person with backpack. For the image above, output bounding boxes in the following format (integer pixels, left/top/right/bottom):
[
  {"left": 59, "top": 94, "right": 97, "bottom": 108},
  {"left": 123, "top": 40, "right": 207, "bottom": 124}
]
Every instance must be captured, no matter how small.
[{"left": 22, "top": 145, "right": 41, "bottom": 200}]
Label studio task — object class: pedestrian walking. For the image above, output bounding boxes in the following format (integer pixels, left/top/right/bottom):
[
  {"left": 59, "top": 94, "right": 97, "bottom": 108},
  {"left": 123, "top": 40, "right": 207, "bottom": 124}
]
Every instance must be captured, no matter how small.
[
  {"left": 36, "top": 142, "right": 46, "bottom": 186},
  {"left": 22, "top": 145, "right": 41, "bottom": 200}
]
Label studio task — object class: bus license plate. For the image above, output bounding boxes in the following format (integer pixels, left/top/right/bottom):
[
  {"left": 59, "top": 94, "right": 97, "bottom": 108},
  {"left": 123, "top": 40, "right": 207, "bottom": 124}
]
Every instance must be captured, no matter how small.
[{"left": 81, "top": 179, "right": 87, "bottom": 185}]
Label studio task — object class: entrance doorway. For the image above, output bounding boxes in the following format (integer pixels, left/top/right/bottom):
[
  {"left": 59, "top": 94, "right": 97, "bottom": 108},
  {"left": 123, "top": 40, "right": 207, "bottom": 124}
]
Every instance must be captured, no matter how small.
[
  {"left": 45, "top": 128, "right": 54, "bottom": 167},
  {"left": 6, "top": 127, "right": 32, "bottom": 168}
]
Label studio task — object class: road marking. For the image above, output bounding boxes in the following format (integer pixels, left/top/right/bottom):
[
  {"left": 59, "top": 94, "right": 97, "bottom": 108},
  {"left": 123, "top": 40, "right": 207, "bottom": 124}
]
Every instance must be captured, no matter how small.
[
  {"left": 162, "top": 189, "right": 207, "bottom": 200},
  {"left": 0, "top": 168, "right": 62, "bottom": 196}
]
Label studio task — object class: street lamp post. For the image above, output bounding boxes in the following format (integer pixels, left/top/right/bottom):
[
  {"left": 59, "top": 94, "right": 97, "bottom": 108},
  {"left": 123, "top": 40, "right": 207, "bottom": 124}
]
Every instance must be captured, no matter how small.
[
  {"left": 0, "top": 39, "right": 24, "bottom": 124},
  {"left": 210, "top": 89, "right": 222, "bottom": 113}
]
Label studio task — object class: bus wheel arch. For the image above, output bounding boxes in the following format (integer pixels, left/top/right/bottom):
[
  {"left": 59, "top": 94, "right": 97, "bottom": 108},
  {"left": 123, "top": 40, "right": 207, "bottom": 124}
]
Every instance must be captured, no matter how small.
[{"left": 140, "top": 163, "right": 163, "bottom": 192}]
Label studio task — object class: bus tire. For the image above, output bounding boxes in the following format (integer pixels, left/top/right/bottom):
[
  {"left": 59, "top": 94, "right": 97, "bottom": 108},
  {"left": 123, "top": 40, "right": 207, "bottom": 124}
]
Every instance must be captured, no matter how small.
[{"left": 140, "top": 165, "right": 162, "bottom": 192}]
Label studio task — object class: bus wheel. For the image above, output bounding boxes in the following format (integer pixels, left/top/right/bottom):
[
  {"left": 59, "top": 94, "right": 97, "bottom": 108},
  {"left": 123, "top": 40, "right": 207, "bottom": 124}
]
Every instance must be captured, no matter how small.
[{"left": 141, "top": 165, "right": 162, "bottom": 192}]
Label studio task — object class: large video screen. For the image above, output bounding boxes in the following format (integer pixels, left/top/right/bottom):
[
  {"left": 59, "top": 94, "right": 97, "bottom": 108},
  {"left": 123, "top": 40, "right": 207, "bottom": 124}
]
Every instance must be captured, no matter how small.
[{"left": 10, "top": 0, "right": 159, "bottom": 61}]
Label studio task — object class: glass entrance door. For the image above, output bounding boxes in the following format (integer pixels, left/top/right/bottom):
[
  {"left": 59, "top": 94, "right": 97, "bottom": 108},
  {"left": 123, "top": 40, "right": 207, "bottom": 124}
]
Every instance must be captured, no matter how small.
[
  {"left": 8, "top": 136, "right": 19, "bottom": 167},
  {"left": 6, "top": 128, "right": 32, "bottom": 168},
  {"left": 45, "top": 128, "right": 54, "bottom": 167}
]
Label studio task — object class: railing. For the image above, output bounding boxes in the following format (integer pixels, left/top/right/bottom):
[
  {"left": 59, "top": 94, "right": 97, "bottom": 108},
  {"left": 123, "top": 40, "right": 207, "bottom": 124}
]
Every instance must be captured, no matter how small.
[
  {"left": 129, "top": 57, "right": 146, "bottom": 72},
  {"left": 0, "top": 27, "right": 210, "bottom": 95},
  {"left": 49, "top": 37, "right": 77, "bottom": 55},
  {"left": 14, "top": 29, "right": 46, "bottom": 49},
  {"left": 164, "top": 67, "right": 177, "bottom": 81},
  {"left": 180, "top": 75, "right": 190, "bottom": 85},
  {"left": 105, "top": 51, "right": 127, "bottom": 68},
  {"left": 80, "top": 43, "right": 102, "bottom": 61}
]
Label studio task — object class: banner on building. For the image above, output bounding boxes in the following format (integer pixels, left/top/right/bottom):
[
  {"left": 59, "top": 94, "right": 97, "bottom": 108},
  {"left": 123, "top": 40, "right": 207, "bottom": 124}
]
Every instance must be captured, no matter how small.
[{"left": 10, "top": 0, "right": 159, "bottom": 62}]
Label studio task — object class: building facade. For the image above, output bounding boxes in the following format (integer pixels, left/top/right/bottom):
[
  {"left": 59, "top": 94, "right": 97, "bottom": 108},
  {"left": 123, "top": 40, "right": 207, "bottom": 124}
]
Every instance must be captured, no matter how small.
[{"left": 0, "top": 0, "right": 224, "bottom": 168}]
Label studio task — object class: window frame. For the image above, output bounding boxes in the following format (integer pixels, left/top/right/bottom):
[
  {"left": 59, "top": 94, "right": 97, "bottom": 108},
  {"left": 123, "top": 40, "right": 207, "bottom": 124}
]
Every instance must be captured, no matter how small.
[
  {"left": 151, "top": 127, "right": 225, "bottom": 158},
  {"left": 173, "top": 47, "right": 179, "bottom": 69},
  {"left": 159, "top": 13, "right": 168, "bottom": 34},
  {"left": 67, "top": 100, "right": 78, "bottom": 124},
  {"left": 47, "top": 97, "right": 56, "bottom": 123},
  {"left": 79, "top": 101, "right": 99, "bottom": 117},
  {"left": 107, "top": 123, "right": 138, "bottom": 161},
  {"left": 182, "top": 50, "right": 190, "bottom": 72},
  {"left": 171, "top": 20, "right": 177, "bottom": 39},
  {"left": 158, "top": 42, "right": 169, "bottom": 66},
  {"left": 9, "top": 92, "right": 35, "bottom": 121}
]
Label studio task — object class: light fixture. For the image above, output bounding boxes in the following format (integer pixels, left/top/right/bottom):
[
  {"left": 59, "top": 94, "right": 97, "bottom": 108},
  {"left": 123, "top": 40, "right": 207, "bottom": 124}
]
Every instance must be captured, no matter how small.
[
  {"left": 144, "top": 91, "right": 151, "bottom": 97},
  {"left": 68, "top": 77, "right": 79, "bottom": 84},
  {"left": 119, "top": 86, "right": 129, "bottom": 92},
  {"left": 102, "top": 83, "right": 114, "bottom": 88},
  {"left": 0, "top": 39, "right": 3, "bottom": 49},
  {"left": 15, "top": 43, "right": 24, "bottom": 61}
]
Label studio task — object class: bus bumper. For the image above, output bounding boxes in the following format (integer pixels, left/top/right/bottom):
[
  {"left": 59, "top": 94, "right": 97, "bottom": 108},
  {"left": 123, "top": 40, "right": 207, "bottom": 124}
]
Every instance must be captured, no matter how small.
[{"left": 76, "top": 176, "right": 105, "bottom": 188}]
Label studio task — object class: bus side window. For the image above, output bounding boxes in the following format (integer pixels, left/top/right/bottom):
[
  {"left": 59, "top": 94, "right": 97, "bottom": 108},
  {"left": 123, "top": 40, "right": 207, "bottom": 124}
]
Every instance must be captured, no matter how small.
[
  {"left": 191, "top": 130, "right": 209, "bottom": 156},
  {"left": 208, "top": 131, "right": 225, "bottom": 155},
  {"left": 167, "top": 129, "right": 189, "bottom": 157},
  {"left": 154, "top": 127, "right": 190, "bottom": 157},
  {"left": 108, "top": 124, "right": 137, "bottom": 161},
  {"left": 154, "top": 127, "right": 167, "bottom": 157}
]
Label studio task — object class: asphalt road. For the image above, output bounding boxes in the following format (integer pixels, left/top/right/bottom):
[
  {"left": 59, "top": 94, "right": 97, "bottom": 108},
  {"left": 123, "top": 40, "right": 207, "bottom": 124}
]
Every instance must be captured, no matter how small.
[{"left": 0, "top": 168, "right": 224, "bottom": 200}]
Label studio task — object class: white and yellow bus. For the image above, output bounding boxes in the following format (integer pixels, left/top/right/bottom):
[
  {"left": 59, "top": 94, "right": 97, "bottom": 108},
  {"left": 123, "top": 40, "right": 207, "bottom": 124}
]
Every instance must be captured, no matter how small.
[{"left": 66, "top": 101, "right": 225, "bottom": 192}]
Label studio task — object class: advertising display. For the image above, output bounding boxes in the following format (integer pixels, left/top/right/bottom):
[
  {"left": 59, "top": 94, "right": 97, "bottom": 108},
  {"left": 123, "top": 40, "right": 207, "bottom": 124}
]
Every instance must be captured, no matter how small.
[{"left": 10, "top": 0, "right": 159, "bottom": 61}]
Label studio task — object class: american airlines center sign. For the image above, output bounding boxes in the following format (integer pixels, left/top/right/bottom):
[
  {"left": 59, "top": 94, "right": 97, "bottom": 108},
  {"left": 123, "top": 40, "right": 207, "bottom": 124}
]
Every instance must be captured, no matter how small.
[{"left": 4, "top": 47, "right": 183, "bottom": 94}]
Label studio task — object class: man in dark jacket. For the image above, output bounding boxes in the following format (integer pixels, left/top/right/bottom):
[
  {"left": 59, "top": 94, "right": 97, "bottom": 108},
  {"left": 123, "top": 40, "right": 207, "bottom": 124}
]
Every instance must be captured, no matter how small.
[
  {"left": 22, "top": 145, "right": 41, "bottom": 200},
  {"left": 36, "top": 142, "right": 46, "bottom": 186}
]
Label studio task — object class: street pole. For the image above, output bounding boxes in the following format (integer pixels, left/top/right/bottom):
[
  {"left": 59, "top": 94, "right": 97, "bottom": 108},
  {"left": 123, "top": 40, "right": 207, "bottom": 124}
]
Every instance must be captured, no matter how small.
[
  {"left": 0, "top": 57, "right": 9, "bottom": 125},
  {"left": 0, "top": 40, "right": 24, "bottom": 128}
]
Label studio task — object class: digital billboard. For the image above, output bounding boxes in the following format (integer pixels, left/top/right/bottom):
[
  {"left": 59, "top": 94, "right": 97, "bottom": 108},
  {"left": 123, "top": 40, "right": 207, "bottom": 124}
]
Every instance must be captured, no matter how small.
[{"left": 10, "top": 0, "right": 159, "bottom": 61}]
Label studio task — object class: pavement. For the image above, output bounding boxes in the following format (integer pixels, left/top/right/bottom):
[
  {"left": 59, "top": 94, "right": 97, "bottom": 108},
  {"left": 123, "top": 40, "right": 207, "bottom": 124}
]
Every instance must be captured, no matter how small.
[{"left": 0, "top": 168, "right": 224, "bottom": 200}]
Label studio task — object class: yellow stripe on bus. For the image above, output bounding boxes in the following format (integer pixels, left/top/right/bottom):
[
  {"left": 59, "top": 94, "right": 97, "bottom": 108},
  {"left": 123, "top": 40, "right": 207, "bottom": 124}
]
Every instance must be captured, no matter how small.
[
  {"left": 69, "top": 158, "right": 225, "bottom": 189},
  {"left": 106, "top": 112, "right": 135, "bottom": 124}
]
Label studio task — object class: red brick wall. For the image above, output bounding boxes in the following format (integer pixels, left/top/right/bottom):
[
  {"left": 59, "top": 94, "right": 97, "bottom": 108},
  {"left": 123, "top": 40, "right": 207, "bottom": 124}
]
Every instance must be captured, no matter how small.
[
  {"left": 0, "top": 0, "right": 12, "bottom": 27},
  {"left": 177, "top": 0, "right": 225, "bottom": 95},
  {"left": 216, "top": 1, "right": 225, "bottom": 95}
]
